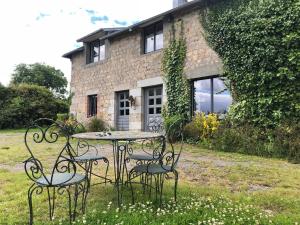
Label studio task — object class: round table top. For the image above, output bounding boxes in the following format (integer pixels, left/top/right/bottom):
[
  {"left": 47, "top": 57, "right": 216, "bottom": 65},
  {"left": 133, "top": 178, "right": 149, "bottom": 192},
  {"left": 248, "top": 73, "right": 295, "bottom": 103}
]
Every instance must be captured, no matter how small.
[{"left": 72, "top": 131, "right": 163, "bottom": 141}]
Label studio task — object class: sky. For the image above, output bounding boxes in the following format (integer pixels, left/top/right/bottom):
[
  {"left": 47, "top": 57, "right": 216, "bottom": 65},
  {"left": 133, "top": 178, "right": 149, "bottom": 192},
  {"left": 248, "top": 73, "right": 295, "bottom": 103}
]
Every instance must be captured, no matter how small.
[{"left": 0, "top": 0, "right": 183, "bottom": 86}]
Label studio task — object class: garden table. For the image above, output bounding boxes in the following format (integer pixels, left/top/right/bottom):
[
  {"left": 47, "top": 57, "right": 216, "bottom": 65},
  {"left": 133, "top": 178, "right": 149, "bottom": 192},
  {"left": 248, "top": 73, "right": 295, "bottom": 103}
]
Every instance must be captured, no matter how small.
[{"left": 72, "top": 131, "right": 164, "bottom": 205}]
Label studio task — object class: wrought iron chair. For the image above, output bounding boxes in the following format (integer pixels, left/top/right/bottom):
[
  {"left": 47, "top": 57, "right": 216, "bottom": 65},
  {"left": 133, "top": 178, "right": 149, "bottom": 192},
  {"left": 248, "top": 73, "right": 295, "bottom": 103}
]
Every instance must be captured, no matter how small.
[
  {"left": 65, "top": 121, "right": 110, "bottom": 192},
  {"left": 24, "top": 118, "right": 87, "bottom": 224},
  {"left": 126, "top": 118, "right": 165, "bottom": 164},
  {"left": 128, "top": 119, "right": 184, "bottom": 205}
]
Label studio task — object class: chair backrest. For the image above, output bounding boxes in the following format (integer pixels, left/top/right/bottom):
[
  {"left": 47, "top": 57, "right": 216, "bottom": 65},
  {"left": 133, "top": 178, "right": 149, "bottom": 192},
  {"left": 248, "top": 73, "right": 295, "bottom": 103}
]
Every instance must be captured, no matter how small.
[
  {"left": 147, "top": 117, "right": 164, "bottom": 133},
  {"left": 24, "top": 118, "right": 76, "bottom": 186},
  {"left": 160, "top": 118, "right": 184, "bottom": 171}
]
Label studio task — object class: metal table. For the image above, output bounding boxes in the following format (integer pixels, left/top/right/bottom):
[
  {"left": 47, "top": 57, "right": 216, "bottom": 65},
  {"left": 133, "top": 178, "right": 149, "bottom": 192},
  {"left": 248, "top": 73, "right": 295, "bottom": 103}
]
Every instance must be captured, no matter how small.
[{"left": 72, "top": 131, "right": 164, "bottom": 205}]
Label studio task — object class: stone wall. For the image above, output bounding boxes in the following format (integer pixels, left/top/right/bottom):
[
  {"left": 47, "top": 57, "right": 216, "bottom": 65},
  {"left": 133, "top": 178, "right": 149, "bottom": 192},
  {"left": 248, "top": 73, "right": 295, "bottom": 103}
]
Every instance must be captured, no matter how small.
[{"left": 69, "top": 7, "right": 222, "bottom": 130}]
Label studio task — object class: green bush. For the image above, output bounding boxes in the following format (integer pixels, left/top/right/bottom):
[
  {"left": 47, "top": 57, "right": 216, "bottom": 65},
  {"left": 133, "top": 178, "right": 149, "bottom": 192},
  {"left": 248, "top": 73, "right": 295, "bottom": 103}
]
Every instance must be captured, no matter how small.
[
  {"left": 87, "top": 117, "right": 107, "bottom": 132},
  {"left": 183, "top": 120, "right": 200, "bottom": 143},
  {"left": 0, "top": 84, "right": 68, "bottom": 129},
  {"left": 56, "top": 114, "right": 86, "bottom": 135},
  {"left": 56, "top": 113, "right": 69, "bottom": 122},
  {"left": 273, "top": 120, "right": 300, "bottom": 163},
  {"left": 211, "top": 119, "right": 300, "bottom": 162}
]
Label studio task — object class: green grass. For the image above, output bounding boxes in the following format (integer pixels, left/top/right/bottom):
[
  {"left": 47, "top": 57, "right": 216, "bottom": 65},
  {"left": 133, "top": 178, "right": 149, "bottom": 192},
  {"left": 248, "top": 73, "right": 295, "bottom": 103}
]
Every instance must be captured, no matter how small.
[{"left": 0, "top": 130, "right": 300, "bottom": 224}]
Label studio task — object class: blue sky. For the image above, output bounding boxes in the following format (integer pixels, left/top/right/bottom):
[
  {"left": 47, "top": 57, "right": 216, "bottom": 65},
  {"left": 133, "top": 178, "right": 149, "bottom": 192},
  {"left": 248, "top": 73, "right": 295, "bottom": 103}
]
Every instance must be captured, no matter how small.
[{"left": 0, "top": 0, "right": 180, "bottom": 86}]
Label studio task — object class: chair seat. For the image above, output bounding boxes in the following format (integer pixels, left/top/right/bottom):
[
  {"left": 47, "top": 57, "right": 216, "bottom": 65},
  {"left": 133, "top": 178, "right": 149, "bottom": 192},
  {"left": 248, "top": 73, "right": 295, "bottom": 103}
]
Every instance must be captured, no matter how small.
[
  {"left": 36, "top": 173, "right": 85, "bottom": 186},
  {"left": 128, "top": 153, "right": 159, "bottom": 161},
  {"left": 73, "top": 154, "right": 106, "bottom": 162},
  {"left": 132, "top": 164, "right": 172, "bottom": 174}
]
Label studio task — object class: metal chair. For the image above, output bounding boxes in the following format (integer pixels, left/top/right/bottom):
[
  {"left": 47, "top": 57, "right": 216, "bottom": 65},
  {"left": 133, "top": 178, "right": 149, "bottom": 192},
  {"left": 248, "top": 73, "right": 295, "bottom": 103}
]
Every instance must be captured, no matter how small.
[
  {"left": 24, "top": 118, "right": 87, "bottom": 224},
  {"left": 126, "top": 118, "right": 165, "bottom": 164},
  {"left": 62, "top": 120, "right": 110, "bottom": 193},
  {"left": 128, "top": 119, "right": 184, "bottom": 205}
]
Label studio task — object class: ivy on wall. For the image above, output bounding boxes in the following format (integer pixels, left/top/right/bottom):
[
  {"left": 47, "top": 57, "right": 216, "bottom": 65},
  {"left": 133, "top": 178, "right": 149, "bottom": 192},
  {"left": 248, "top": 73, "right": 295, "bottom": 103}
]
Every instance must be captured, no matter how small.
[
  {"left": 162, "top": 20, "right": 190, "bottom": 120},
  {"left": 200, "top": 0, "right": 300, "bottom": 128}
]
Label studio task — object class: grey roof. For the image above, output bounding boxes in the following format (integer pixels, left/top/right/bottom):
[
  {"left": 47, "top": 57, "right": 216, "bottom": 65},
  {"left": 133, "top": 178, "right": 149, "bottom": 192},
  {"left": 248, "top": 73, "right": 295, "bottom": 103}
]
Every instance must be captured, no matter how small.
[
  {"left": 77, "top": 27, "right": 125, "bottom": 42},
  {"left": 63, "top": 0, "right": 214, "bottom": 59},
  {"left": 62, "top": 46, "right": 84, "bottom": 58}
]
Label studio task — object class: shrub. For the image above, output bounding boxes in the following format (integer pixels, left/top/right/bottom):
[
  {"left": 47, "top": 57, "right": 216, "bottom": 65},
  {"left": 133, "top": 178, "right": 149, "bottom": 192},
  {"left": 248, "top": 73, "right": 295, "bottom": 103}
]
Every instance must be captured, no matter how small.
[
  {"left": 211, "top": 119, "right": 300, "bottom": 162},
  {"left": 56, "top": 113, "right": 69, "bottom": 122},
  {"left": 183, "top": 113, "right": 220, "bottom": 143},
  {"left": 56, "top": 114, "right": 86, "bottom": 135},
  {"left": 0, "top": 84, "right": 68, "bottom": 129},
  {"left": 87, "top": 117, "right": 107, "bottom": 132},
  {"left": 273, "top": 120, "right": 300, "bottom": 163}
]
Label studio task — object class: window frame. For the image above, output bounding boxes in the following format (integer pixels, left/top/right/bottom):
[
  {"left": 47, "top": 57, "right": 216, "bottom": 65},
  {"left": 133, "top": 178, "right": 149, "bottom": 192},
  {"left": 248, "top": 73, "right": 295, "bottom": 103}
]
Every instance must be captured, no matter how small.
[
  {"left": 143, "top": 22, "right": 163, "bottom": 54},
  {"left": 87, "top": 94, "right": 97, "bottom": 117},
  {"left": 87, "top": 40, "right": 106, "bottom": 64},
  {"left": 191, "top": 76, "right": 232, "bottom": 115}
]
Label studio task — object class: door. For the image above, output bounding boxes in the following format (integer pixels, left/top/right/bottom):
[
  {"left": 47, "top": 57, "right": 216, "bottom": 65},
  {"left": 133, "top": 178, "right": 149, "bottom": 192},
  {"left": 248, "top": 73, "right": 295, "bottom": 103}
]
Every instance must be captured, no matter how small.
[
  {"left": 117, "top": 91, "right": 130, "bottom": 131},
  {"left": 144, "top": 85, "right": 163, "bottom": 131}
]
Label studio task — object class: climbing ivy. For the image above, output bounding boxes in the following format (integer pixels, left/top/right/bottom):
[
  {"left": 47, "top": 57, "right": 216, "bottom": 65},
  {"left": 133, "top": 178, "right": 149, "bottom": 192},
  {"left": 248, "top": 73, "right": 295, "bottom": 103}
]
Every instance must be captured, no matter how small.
[
  {"left": 200, "top": 0, "right": 300, "bottom": 128},
  {"left": 162, "top": 37, "right": 190, "bottom": 120}
]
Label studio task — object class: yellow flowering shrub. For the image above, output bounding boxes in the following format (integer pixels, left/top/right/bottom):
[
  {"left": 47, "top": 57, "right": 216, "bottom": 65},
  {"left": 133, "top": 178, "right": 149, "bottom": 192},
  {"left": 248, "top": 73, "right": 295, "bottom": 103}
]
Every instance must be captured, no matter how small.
[{"left": 185, "top": 113, "right": 220, "bottom": 141}]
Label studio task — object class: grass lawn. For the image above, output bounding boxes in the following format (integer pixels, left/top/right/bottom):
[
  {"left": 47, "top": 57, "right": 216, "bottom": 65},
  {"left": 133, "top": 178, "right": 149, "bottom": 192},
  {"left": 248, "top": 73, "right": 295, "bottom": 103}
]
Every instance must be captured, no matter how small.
[{"left": 0, "top": 129, "right": 299, "bottom": 224}]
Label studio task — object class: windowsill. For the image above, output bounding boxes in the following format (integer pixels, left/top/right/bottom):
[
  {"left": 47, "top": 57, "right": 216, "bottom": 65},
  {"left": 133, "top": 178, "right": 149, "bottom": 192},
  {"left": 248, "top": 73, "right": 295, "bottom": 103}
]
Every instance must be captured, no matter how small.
[
  {"left": 141, "top": 48, "right": 163, "bottom": 56},
  {"left": 84, "top": 58, "right": 108, "bottom": 68},
  {"left": 87, "top": 115, "right": 97, "bottom": 118}
]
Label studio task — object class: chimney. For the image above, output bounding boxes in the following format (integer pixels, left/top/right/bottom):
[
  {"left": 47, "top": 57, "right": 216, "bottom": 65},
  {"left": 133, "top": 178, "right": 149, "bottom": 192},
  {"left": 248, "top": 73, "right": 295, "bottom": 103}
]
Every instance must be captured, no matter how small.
[{"left": 173, "top": 0, "right": 188, "bottom": 8}]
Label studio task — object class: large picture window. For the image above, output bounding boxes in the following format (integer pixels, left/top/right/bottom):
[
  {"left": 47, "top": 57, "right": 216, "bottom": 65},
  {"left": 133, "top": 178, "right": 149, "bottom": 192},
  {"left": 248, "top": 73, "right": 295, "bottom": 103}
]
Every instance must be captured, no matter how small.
[
  {"left": 193, "top": 77, "right": 232, "bottom": 115},
  {"left": 87, "top": 94, "right": 97, "bottom": 117},
  {"left": 88, "top": 40, "right": 105, "bottom": 64},
  {"left": 144, "top": 22, "right": 163, "bottom": 54}
]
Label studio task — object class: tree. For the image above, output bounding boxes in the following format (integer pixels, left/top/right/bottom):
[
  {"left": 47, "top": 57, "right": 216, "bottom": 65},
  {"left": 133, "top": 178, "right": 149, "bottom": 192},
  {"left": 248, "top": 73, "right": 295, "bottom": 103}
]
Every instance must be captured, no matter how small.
[
  {"left": 0, "top": 84, "right": 69, "bottom": 129},
  {"left": 10, "top": 63, "right": 68, "bottom": 96}
]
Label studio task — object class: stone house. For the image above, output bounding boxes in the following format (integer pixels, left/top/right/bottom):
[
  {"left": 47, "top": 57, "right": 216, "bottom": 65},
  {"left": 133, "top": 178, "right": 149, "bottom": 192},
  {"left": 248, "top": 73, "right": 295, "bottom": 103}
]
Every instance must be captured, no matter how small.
[{"left": 63, "top": 0, "right": 232, "bottom": 131}]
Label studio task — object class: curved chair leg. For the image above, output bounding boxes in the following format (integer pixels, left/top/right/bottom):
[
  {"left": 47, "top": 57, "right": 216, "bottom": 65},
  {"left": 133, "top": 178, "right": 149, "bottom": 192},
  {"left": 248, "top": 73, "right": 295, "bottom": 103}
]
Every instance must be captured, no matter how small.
[
  {"left": 159, "top": 174, "right": 165, "bottom": 206},
  {"left": 28, "top": 184, "right": 43, "bottom": 225},
  {"left": 128, "top": 170, "right": 135, "bottom": 204},
  {"left": 46, "top": 187, "right": 56, "bottom": 220},
  {"left": 103, "top": 157, "right": 109, "bottom": 185},
  {"left": 173, "top": 170, "right": 179, "bottom": 202}
]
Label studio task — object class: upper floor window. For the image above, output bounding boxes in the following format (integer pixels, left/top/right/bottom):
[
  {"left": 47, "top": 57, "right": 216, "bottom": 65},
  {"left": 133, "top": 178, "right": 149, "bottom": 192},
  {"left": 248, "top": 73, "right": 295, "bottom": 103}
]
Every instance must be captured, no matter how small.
[
  {"left": 144, "top": 22, "right": 163, "bottom": 54},
  {"left": 192, "top": 77, "right": 232, "bottom": 115},
  {"left": 87, "top": 94, "right": 97, "bottom": 117},
  {"left": 88, "top": 40, "right": 105, "bottom": 63}
]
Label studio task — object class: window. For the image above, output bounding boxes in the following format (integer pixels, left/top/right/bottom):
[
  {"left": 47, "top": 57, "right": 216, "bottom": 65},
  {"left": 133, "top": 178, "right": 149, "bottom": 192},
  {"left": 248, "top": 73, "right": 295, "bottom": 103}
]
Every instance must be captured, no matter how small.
[
  {"left": 193, "top": 77, "right": 232, "bottom": 115},
  {"left": 88, "top": 40, "right": 105, "bottom": 63},
  {"left": 144, "top": 22, "right": 163, "bottom": 54},
  {"left": 87, "top": 95, "right": 97, "bottom": 117}
]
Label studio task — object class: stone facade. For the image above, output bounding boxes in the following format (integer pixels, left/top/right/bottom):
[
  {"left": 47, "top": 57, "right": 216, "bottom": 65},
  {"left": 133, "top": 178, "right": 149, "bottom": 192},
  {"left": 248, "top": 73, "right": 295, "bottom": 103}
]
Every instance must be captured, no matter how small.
[{"left": 67, "top": 7, "right": 222, "bottom": 131}]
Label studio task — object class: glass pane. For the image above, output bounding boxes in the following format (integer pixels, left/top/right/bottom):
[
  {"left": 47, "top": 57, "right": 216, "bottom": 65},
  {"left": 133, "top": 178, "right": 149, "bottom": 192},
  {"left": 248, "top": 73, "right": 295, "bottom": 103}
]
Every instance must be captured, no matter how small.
[
  {"left": 120, "top": 110, "right": 124, "bottom": 116},
  {"left": 120, "top": 102, "right": 124, "bottom": 108},
  {"left": 145, "top": 34, "right": 154, "bottom": 53},
  {"left": 120, "top": 93, "right": 124, "bottom": 99},
  {"left": 213, "top": 78, "right": 232, "bottom": 114},
  {"left": 125, "top": 92, "right": 129, "bottom": 98},
  {"left": 193, "top": 79, "right": 212, "bottom": 114},
  {"left": 149, "top": 89, "right": 154, "bottom": 96},
  {"left": 155, "top": 31, "right": 163, "bottom": 50},
  {"left": 149, "top": 99, "right": 154, "bottom": 105},
  {"left": 156, "top": 107, "right": 161, "bottom": 114},
  {"left": 149, "top": 108, "right": 154, "bottom": 114},
  {"left": 156, "top": 88, "right": 162, "bottom": 95},
  {"left": 156, "top": 98, "right": 162, "bottom": 105},
  {"left": 125, "top": 101, "right": 129, "bottom": 107},
  {"left": 99, "top": 44, "right": 105, "bottom": 60},
  {"left": 126, "top": 109, "right": 130, "bottom": 115}
]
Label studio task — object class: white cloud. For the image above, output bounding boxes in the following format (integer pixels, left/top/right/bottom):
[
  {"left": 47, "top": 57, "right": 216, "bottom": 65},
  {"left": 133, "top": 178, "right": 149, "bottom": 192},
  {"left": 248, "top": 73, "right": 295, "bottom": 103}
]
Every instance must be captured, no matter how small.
[{"left": 0, "top": 0, "right": 183, "bottom": 86}]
